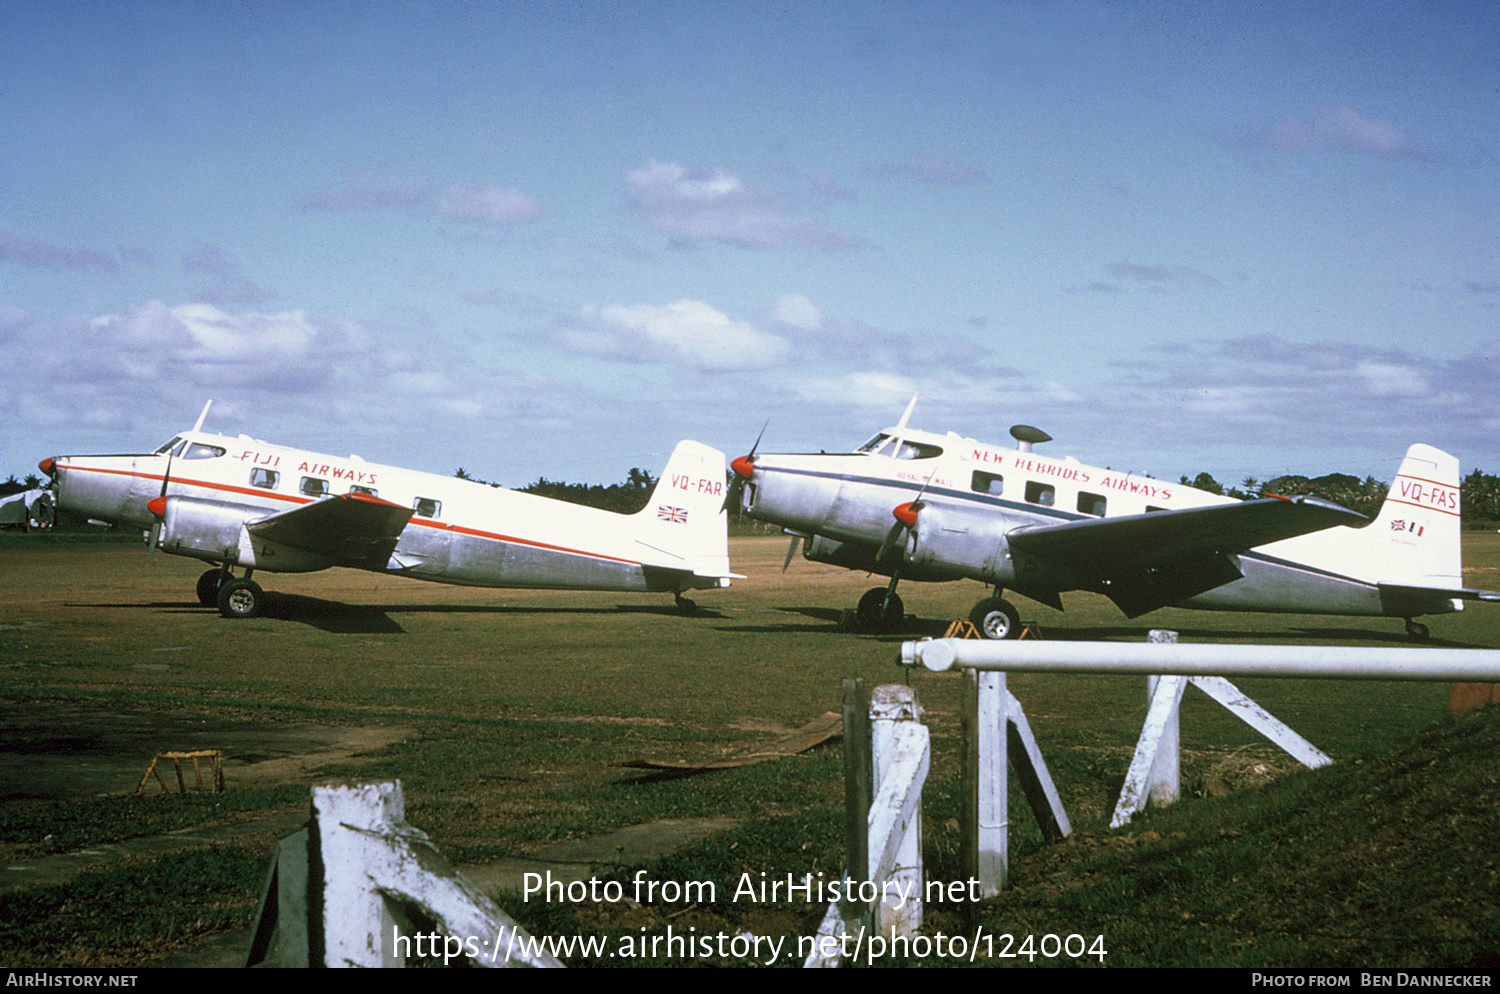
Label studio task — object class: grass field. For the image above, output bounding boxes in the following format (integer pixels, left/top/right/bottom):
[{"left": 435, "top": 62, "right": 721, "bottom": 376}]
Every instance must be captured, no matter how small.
[{"left": 2, "top": 533, "right": 1498, "bottom": 967}]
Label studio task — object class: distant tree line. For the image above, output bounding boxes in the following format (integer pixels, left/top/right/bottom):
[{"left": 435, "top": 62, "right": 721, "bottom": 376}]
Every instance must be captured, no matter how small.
[
  {"left": 1181, "top": 469, "right": 1500, "bottom": 525},
  {"left": 454, "top": 466, "right": 659, "bottom": 515},
  {"left": 1, "top": 474, "right": 44, "bottom": 497}
]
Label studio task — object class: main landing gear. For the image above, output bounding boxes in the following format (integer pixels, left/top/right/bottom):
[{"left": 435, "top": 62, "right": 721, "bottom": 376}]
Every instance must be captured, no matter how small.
[
  {"left": 1404, "top": 617, "right": 1430, "bottom": 640},
  {"left": 854, "top": 582, "right": 1024, "bottom": 640},
  {"left": 969, "top": 595, "right": 1021, "bottom": 640},
  {"left": 197, "top": 566, "right": 265, "bottom": 619},
  {"left": 674, "top": 592, "right": 698, "bottom": 616}
]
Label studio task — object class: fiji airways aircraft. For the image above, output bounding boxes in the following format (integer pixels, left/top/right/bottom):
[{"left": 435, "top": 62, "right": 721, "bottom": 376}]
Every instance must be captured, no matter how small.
[
  {"left": 728, "top": 400, "right": 1498, "bottom": 639},
  {"left": 39, "top": 406, "right": 736, "bottom": 619}
]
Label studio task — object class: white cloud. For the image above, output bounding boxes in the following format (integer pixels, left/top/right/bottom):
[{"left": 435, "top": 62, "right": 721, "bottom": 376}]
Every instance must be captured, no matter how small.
[
  {"left": 626, "top": 160, "right": 861, "bottom": 250},
  {"left": 1243, "top": 106, "right": 1425, "bottom": 160},
  {"left": 795, "top": 371, "right": 1076, "bottom": 412},
  {"left": 437, "top": 181, "right": 544, "bottom": 225},
  {"left": 0, "top": 227, "right": 119, "bottom": 271},
  {"left": 773, "top": 293, "right": 823, "bottom": 330},
  {"left": 562, "top": 299, "right": 791, "bottom": 370}
]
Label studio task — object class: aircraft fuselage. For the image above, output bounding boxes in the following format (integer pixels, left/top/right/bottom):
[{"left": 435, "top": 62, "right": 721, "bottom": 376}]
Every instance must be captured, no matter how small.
[
  {"left": 734, "top": 424, "right": 1471, "bottom": 634},
  {"left": 45, "top": 430, "right": 733, "bottom": 599}
]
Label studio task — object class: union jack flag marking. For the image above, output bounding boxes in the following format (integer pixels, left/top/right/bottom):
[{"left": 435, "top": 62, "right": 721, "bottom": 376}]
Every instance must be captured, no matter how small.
[{"left": 658, "top": 505, "right": 688, "bottom": 524}]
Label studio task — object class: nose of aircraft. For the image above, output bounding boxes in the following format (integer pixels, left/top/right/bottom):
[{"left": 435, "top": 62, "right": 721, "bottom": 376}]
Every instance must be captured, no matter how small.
[
  {"left": 730, "top": 455, "right": 756, "bottom": 479},
  {"left": 38, "top": 457, "right": 56, "bottom": 476}
]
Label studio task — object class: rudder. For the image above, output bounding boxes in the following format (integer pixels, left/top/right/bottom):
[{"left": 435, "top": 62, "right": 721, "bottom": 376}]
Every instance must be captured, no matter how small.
[
  {"left": 1367, "top": 444, "right": 1464, "bottom": 589},
  {"left": 631, "top": 440, "right": 734, "bottom": 583}
]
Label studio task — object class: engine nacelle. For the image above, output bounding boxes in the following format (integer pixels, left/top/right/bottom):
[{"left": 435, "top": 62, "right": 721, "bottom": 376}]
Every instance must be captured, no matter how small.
[
  {"left": 155, "top": 496, "right": 332, "bottom": 572},
  {"left": 802, "top": 533, "right": 881, "bottom": 572},
  {"left": 904, "top": 502, "right": 1020, "bottom": 585}
]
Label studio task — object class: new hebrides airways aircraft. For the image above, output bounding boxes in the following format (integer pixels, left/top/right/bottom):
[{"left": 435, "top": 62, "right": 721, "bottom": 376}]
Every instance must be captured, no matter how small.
[
  {"left": 39, "top": 404, "right": 737, "bottom": 619},
  {"left": 727, "top": 399, "right": 1499, "bottom": 639}
]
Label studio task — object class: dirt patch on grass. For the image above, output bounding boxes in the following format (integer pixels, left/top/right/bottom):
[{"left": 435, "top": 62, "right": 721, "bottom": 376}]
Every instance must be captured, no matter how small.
[{"left": 0, "top": 701, "right": 409, "bottom": 802}]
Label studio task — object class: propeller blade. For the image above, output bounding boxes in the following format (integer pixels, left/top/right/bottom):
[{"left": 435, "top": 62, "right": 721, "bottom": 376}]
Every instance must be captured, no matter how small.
[
  {"left": 191, "top": 399, "right": 213, "bottom": 433},
  {"left": 884, "top": 393, "right": 919, "bottom": 458},
  {"left": 782, "top": 534, "right": 800, "bottom": 572},
  {"left": 875, "top": 460, "right": 938, "bottom": 563},
  {"left": 893, "top": 393, "right": 918, "bottom": 435},
  {"left": 875, "top": 519, "right": 906, "bottom": 563},
  {"left": 146, "top": 442, "right": 179, "bottom": 563},
  {"left": 722, "top": 419, "right": 770, "bottom": 513}
]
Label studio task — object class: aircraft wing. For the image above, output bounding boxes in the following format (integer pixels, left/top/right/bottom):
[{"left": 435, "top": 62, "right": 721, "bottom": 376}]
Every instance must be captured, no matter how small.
[
  {"left": 1007, "top": 496, "right": 1367, "bottom": 617},
  {"left": 247, "top": 493, "right": 413, "bottom": 570}
]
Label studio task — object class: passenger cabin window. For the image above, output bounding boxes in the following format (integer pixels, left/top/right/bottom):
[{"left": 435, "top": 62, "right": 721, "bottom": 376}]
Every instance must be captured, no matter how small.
[
  {"left": 250, "top": 468, "right": 280, "bottom": 490},
  {"left": 413, "top": 497, "right": 441, "bottom": 519},
  {"left": 349, "top": 485, "right": 378, "bottom": 498},
  {"left": 971, "top": 471, "right": 1004, "bottom": 496},
  {"left": 1025, "top": 481, "right": 1055, "bottom": 507},
  {"left": 1077, "top": 492, "right": 1107, "bottom": 517},
  {"left": 300, "top": 477, "right": 329, "bottom": 498},
  {"left": 182, "top": 443, "right": 225, "bottom": 460}
]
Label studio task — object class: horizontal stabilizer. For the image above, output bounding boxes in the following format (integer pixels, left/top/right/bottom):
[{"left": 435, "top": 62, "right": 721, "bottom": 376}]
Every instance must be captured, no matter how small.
[
  {"left": 1379, "top": 582, "right": 1500, "bottom": 617},
  {"left": 248, "top": 493, "right": 413, "bottom": 570}
]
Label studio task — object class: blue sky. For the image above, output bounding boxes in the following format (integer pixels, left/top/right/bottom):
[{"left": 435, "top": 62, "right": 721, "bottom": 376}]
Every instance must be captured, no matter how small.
[{"left": 3, "top": 1, "right": 1496, "bottom": 489}]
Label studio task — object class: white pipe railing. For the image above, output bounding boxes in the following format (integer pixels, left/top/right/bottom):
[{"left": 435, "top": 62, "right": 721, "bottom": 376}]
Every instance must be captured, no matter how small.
[
  {"left": 896, "top": 634, "right": 1500, "bottom": 895},
  {"left": 901, "top": 639, "right": 1500, "bottom": 681}
]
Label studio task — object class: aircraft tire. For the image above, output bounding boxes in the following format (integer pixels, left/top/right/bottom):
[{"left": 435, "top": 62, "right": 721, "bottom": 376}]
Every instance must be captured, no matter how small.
[
  {"left": 970, "top": 597, "right": 1021, "bottom": 640},
  {"left": 218, "top": 578, "right": 265, "bottom": 620},
  {"left": 196, "top": 569, "right": 226, "bottom": 607},
  {"left": 857, "top": 587, "right": 904, "bottom": 632},
  {"left": 675, "top": 594, "right": 698, "bottom": 616}
]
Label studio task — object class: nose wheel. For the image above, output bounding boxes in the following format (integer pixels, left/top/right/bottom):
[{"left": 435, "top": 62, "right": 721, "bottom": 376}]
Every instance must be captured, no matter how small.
[
  {"left": 857, "top": 587, "right": 905, "bottom": 632},
  {"left": 196, "top": 568, "right": 230, "bottom": 607}
]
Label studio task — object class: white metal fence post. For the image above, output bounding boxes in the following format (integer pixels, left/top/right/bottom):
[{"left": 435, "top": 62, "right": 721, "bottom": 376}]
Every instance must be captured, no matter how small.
[
  {"left": 314, "top": 781, "right": 407, "bottom": 968},
  {"left": 869, "top": 684, "right": 924, "bottom": 938},
  {"left": 1147, "top": 629, "right": 1181, "bottom": 807},
  {"left": 964, "top": 669, "right": 1008, "bottom": 897}
]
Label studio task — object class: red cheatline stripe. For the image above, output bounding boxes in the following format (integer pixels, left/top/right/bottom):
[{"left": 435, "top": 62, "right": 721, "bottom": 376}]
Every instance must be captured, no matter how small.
[
  {"left": 1396, "top": 472, "right": 1459, "bottom": 491},
  {"left": 1385, "top": 497, "right": 1461, "bottom": 518},
  {"left": 64, "top": 462, "right": 644, "bottom": 566}
]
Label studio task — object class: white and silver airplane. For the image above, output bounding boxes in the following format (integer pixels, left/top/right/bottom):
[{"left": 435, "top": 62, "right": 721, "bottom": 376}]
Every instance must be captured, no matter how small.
[
  {"left": 39, "top": 406, "right": 736, "bottom": 619},
  {"left": 728, "top": 400, "right": 1498, "bottom": 639}
]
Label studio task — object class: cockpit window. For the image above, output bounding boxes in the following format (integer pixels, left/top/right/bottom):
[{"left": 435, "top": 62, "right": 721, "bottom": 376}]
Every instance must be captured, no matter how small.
[
  {"left": 156, "top": 437, "right": 185, "bottom": 456},
  {"left": 182, "top": 443, "right": 225, "bottom": 460},
  {"left": 856, "top": 433, "right": 943, "bottom": 460}
]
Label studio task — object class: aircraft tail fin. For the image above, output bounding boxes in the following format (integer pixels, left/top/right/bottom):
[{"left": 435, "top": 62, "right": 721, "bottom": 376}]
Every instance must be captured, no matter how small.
[
  {"left": 630, "top": 440, "right": 736, "bottom": 585},
  {"left": 1367, "top": 443, "right": 1464, "bottom": 590}
]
